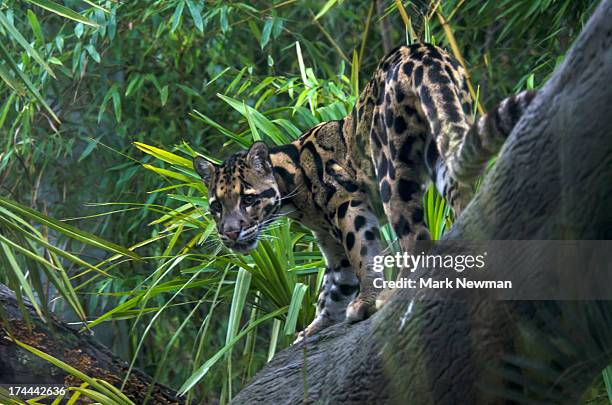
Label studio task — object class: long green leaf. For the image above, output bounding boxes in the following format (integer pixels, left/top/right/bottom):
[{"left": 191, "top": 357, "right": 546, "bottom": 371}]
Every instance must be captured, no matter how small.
[
  {"left": 133, "top": 142, "right": 193, "bottom": 168},
  {"left": 0, "top": 11, "right": 55, "bottom": 78},
  {"left": 178, "top": 306, "right": 287, "bottom": 395},
  {"left": 0, "top": 196, "right": 139, "bottom": 260},
  {"left": 0, "top": 214, "right": 111, "bottom": 277},
  {"left": 603, "top": 365, "right": 612, "bottom": 404},
  {"left": 0, "top": 40, "right": 59, "bottom": 123},
  {"left": 284, "top": 283, "right": 307, "bottom": 335},
  {"left": 12, "top": 339, "right": 131, "bottom": 405},
  {"left": 26, "top": 0, "right": 99, "bottom": 27},
  {"left": 0, "top": 241, "right": 45, "bottom": 319},
  {"left": 314, "top": 0, "right": 340, "bottom": 20},
  {"left": 217, "top": 93, "right": 288, "bottom": 145}
]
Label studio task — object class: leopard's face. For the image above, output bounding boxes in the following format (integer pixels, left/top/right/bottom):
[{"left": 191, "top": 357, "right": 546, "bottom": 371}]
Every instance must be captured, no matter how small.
[{"left": 193, "top": 142, "right": 281, "bottom": 253}]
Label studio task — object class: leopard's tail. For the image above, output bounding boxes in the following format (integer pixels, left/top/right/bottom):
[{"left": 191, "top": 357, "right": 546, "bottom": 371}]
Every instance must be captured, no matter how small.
[{"left": 448, "top": 90, "right": 537, "bottom": 183}]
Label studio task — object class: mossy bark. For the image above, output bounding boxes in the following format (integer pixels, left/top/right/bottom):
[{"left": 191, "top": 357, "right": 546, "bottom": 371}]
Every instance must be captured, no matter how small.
[{"left": 0, "top": 285, "right": 186, "bottom": 404}]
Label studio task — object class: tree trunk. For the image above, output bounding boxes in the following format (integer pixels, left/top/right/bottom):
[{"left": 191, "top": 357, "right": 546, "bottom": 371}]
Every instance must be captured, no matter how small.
[
  {"left": 0, "top": 284, "right": 186, "bottom": 404},
  {"left": 234, "top": 1, "right": 612, "bottom": 404}
]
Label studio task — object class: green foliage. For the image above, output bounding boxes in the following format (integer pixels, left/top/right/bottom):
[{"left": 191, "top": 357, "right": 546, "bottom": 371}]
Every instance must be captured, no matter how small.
[
  {"left": 0, "top": 0, "right": 607, "bottom": 403},
  {"left": 14, "top": 338, "right": 135, "bottom": 404},
  {"left": 0, "top": 195, "right": 136, "bottom": 323}
]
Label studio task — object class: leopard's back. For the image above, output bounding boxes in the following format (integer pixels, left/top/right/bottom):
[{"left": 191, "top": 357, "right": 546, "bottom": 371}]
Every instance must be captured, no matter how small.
[{"left": 345, "top": 43, "right": 535, "bottom": 243}]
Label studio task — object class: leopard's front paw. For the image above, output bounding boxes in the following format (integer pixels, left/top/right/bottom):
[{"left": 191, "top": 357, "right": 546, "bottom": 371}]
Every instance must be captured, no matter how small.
[
  {"left": 293, "top": 329, "right": 307, "bottom": 344},
  {"left": 346, "top": 298, "right": 377, "bottom": 323},
  {"left": 293, "top": 320, "right": 327, "bottom": 344}
]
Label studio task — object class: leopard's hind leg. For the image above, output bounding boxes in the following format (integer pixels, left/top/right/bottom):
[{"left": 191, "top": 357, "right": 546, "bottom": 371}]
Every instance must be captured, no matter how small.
[{"left": 370, "top": 100, "right": 432, "bottom": 251}]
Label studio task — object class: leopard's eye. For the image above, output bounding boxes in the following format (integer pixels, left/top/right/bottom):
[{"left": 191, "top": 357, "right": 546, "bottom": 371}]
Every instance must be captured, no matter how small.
[
  {"left": 210, "top": 200, "right": 222, "bottom": 214},
  {"left": 242, "top": 195, "right": 256, "bottom": 206}
]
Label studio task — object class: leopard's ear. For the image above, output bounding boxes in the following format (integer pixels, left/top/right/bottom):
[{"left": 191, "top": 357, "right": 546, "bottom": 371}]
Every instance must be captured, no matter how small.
[
  {"left": 193, "top": 156, "right": 217, "bottom": 186},
  {"left": 246, "top": 141, "right": 271, "bottom": 175}
]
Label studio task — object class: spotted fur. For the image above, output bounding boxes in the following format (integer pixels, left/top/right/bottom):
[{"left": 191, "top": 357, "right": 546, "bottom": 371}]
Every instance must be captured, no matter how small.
[{"left": 194, "top": 43, "right": 536, "bottom": 340}]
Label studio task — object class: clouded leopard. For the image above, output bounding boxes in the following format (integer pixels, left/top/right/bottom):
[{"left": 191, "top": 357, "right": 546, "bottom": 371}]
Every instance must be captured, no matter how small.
[{"left": 193, "top": 43, "right": 535, "bottom": 340}]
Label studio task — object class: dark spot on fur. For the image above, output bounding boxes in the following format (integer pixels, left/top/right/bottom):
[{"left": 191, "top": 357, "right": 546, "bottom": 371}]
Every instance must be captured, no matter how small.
[
  {"left": 341, "top": 259, "right": 350, "bottom": 268},
  {"left": 440, "top": 86, "right": 462, "bottom": 123},
  {"left": 346, "top": 232, "right": 355, "bottom": 250},
  {"left": 426, "top": 45, "right": 443, "bottom": 60},
  {"left": 337, "top": 201, "right": 350, "bottom": 219},
  {"left": 395, "top": 215, "right": 412, "bottom": 236},
  {"left": 376, "top": 87, "right": 385, "bottom": 105},
  {"left": 379, "top": 128, "right": 388, "bottom": 145},
  {"left": 395, "top": 85, "right": 405, "bottom": 103},
  {"left": 398, "top": 179, "right": 420, "bottom": 201},
  {"left": 394, "top": 115, "right": 407, "bottom": 134},
  {"left": 388, "top": 161, "right": 396, "bottom": 180},
  {"left": 461, "top": 101, "right": 472, "bottom": 116},
  {"left": 302, "top": 141, "right": 325, "bottom": 182},
  {"left": 360, "top": 246, "right": 368, "bottom": 256},
  {"left": 273, "top": 167, "right": 295, "bottom": 194},
  {"left": 422, "top": 57, "right": 438, "bottom": 67},
  {"left": 398, "top": 137, "right": 416, "bottom": 165},
  {"left": 444, "top": 65, "right": 459, "bottom": 86},
  {"left": 404, "top": 105, "right": 418, "bottom": 117},
  {"left": 371, "top": 128, "right": 382, "bottom": 149},
  {"left": 365, "top": 230, "right": 375, "bottom": 240},
  {"left": 449, "top": 56, "right": 460, "bottom": 70},
  {"left": 258, "top": 188, "right": 276, "bottom": 199},
  {"left": 412, "top": 207, "right": 424, "bottom": 223},
  {"left": 417, "top": 230, "right": 431, "bottom": 240},
  {"left": 409, "top": 46, "right": 423, "bottom": 60},
  {"left": 380, "top": 180, "right": 391, "bottom": 203},
  {"left": 420, "top": 86, "right": 435, "bottom": 112},
  {"left": 354, "top": 215, "right": 366, "bottom": 231},
  {"left": 428, "top": 66, "right": 451, "bottom": 85},
  {"left": 403, "top": 61, "right": 414, "bottom": 77},
  {"left": 414, "top": 66, "right": 423, "bottom": 87},
  {"left": 507, "top": 95, "right": 521, "bottom": 125},
  {"left": 385, "top": 107, "right": 395, "bottom": 128},
  {"left": 389, "top": 140, "right": 397, "bottom": 157},
  {"left": 378, "top": 154, "right": 388, "bottom": 181},
  {"left": 338, "top": 284, "right": 359, "bottom": 296}
]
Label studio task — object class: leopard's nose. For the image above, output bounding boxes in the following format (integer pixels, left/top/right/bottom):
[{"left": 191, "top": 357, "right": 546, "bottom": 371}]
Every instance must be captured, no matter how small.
[{"left": 225, "top": 230, "right": 240, "bottom": 241}]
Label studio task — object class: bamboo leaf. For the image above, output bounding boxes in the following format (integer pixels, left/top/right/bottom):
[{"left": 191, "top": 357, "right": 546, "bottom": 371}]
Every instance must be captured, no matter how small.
[
  {"left": 186, "top": 0, "right": 203, "bottom": 32},
  {"left": 85, "top": 44, "right": 100, "bottom": 63},
  {"left": 178, "top": 306, "right": 287, "bottom": 395},
  {"left": 0, "top": 40, "right": 60, "bottom": 123},
  {"left": 142, "top": 164, "right": 193, "bottom": 183},
  {"left": 284, "top": 283, "right": 307, "bottom": 335},
  {"left": 80, "top": 0, "right": 109, "bottom": 13},
  {"left": 0, "top": 196, "right": 139, "bottom": 260},
  {"left": 26, "top": 0, "right": 99, "bottom": 27},
  {"left": 314, "top": 0, "right": 340, "bottom": 20},
  {"left": 217, "top": 93, "right": 287, "bottom": 145},
  {"left": 0, "top": 11, "right": 55, "bottom": 78},
  {"left": 0, "top": 241, "right": 45, "bottom": 320},
  {"left": 12, "top": 339, "right": 132, "bottom": 404},
  {"left": 133, "top": 142, "right": 193, "bottom": 168}
]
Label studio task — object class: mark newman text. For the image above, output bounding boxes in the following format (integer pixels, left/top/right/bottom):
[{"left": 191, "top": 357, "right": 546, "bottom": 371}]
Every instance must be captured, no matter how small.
[{"left": 374, "top": 277, "right": 512, "bottom": 289}]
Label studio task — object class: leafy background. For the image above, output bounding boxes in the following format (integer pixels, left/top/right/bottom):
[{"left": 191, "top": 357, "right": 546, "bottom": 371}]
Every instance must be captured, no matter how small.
[{"left": 0, "top": 0, "right": 610, "bottom": 403}]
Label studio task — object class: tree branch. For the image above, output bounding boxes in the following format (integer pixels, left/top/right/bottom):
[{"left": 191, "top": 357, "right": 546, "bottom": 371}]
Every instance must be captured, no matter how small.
[{"left": 0, "top": 285, "right": 186, "bottom": 404}]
